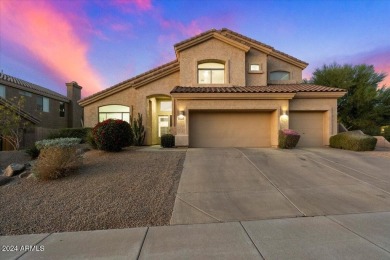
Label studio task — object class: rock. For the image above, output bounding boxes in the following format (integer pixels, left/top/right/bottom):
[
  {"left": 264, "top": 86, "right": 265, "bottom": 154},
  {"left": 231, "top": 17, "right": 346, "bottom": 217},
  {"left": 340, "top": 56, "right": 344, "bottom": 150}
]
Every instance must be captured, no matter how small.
[
  {"left": 0, "top": 176, "right": 12, "bottom": 186},
  {"left": 76, "top": 147, "right": 90, "bottom": 155},
  {"left": 3, "top": 163, "right": 26, "bottom": 177},
  {"left": 19, "top": 170, "right": 31, "bottom": 179}
]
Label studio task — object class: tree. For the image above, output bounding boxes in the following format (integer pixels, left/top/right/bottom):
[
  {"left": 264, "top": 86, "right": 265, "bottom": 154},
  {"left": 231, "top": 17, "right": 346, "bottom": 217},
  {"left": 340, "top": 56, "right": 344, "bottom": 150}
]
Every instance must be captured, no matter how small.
[
  {"left": 0, "top": 96, "right": 30, "bottom": 150},
  {"left": 310, "top": 63, "right": 389, "bottom": 135}
]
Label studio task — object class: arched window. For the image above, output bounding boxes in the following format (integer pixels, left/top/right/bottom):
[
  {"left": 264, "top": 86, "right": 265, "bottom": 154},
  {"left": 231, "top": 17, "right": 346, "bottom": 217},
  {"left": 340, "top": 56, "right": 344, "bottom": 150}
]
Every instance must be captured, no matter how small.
[
  {"left": 98, "top": 105, "right": 130, "bottom": 123},
  {"left": 198, "top": 62, "right": 225, "bottom": 84},
  {"left": 270, "top": 71, "right": 290, "bottom": 81}
]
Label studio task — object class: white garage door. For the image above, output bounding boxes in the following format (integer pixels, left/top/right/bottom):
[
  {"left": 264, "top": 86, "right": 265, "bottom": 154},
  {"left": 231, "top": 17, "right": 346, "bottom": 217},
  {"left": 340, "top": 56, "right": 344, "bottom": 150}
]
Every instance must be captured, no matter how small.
[
  {"left": 189, "top": 111, "right": 271, "bottom": 147},
  {"left": 289, "top": 111, "right": 324, "bottom": 147}
]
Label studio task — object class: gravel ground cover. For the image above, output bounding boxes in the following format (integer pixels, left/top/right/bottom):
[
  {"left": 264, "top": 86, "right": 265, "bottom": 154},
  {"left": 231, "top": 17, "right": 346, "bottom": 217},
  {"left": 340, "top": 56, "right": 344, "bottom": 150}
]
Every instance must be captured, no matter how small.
[{"left": 0, "top": 148, "right": 185, "bottom": 235}]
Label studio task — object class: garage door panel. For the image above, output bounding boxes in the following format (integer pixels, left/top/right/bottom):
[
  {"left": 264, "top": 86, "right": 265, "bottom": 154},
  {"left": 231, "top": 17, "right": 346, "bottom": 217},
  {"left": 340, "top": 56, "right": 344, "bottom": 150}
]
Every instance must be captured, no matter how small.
[
  {"left": 289, "top": 112, "right": 324, "bottom": 147},
  {"left": 189, "top": 111, "right": 271, "bottom": 148}
]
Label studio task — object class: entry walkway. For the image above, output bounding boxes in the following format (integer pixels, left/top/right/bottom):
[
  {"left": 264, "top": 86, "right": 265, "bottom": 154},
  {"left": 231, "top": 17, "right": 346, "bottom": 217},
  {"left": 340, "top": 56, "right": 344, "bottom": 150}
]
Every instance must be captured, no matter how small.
[{"left": 1, "top": 212, "right": 390, "bottom": 259}]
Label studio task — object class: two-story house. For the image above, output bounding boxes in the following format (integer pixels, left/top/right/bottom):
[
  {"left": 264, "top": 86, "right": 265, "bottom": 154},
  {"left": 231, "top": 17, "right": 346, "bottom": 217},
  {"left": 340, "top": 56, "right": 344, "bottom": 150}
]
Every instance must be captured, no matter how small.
[
  {"left": 0, "top": 73, "right": 83, "bottom": 150},
  {"left": 79, "top": 28, "right": 346, "bottom": 147}
]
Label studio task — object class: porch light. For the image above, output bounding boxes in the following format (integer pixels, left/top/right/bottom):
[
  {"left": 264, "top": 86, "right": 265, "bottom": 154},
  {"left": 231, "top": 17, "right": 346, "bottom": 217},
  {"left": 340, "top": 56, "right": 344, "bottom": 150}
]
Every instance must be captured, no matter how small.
[
  {"left": 178, "top": 111, "right": 185, "bottom": 120},
  {"left": 280, "top": 110, "right": 289, "bottom": 121}
]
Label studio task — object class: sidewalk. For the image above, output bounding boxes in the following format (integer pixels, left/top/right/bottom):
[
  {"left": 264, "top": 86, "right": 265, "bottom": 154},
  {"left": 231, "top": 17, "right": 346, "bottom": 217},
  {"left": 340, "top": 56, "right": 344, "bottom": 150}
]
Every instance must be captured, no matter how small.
[{"left": 1, "top": 212, "right": 390, "bottom": 259}]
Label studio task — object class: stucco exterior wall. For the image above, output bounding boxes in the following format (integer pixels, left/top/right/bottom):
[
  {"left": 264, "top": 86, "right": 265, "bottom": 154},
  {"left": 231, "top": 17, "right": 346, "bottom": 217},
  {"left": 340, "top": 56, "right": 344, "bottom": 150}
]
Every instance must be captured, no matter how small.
[
  {"left": 245, "top": 49, "right": 267, "bottom": 86},
  {"left": 267, "top": 56, "right": 302, "bottom": 84},
  {"left": 179, "top": 38, "right": 246, "bottom": 86}
]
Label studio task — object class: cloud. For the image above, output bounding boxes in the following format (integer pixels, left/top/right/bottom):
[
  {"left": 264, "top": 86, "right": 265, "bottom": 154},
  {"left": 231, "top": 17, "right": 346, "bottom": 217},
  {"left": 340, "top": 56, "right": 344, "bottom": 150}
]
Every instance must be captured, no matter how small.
[
  {"left": 111, "top": 0, "right": 152, "bottom": 13},
  {"left": 0, "top": 0, "right": 104, "bottom": 96}
]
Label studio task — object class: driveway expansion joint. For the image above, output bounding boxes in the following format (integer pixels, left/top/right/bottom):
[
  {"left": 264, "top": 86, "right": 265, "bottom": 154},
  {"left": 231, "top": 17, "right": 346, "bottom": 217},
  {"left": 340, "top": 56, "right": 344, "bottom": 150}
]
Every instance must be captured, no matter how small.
[
  {"left": 235, "top": 148, "right": 307, "bottom": 217},
  {"left": 326, "top": 216, "right": 390, "bottom": 255},
  {"left": 176, "top": 195, "right": 223, "bottom": 222},
  {"left": 239, "top": 221, "right": 265, "bottom": 259}
]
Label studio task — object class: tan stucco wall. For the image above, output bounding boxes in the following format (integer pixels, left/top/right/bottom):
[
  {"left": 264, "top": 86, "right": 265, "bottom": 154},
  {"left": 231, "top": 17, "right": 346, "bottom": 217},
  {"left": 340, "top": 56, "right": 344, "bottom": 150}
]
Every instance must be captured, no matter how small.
[
  {"left": 267, "top": 56, "right": 302, "bottom": 84},
  {"left": 174, "top": 99, "right": 288, "bottom": 147},
  {"left": 246, "top": 49, "right": 267, "bottom": 86},
  {"left": 289, "top": 98, "right": 338, "bottom": 145},
  {"left": 83, "top": 72, "right": 179, "bottom": 145},
  {"left": 179, "top": 38, "right": 246, "bottom": 86}
]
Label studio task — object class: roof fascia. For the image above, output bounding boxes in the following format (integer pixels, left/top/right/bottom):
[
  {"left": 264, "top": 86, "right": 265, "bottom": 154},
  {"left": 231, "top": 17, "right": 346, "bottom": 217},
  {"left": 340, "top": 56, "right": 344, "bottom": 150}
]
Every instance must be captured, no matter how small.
[
  {"left": 174, "top": 32, "right": 250, "bottom": 58},
  {"left": 171, "top": 92, "right": 296, "bottom": 100},
  {"left": 294, "top": 92, "right": 347, "bottom": 98}
]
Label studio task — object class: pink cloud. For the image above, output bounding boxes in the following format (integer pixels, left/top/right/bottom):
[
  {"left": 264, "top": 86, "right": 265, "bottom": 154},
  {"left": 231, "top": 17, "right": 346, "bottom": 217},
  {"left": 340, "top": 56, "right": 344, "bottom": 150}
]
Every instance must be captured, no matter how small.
[
  {"left": 0, "top": 0, "right": 104, "bottom": 96},
  {"left": 112, "top": 0, "right": 152, "bottom": 12},
  {"left": 111, "top": 23, "right": 133, "bottom": 32}
]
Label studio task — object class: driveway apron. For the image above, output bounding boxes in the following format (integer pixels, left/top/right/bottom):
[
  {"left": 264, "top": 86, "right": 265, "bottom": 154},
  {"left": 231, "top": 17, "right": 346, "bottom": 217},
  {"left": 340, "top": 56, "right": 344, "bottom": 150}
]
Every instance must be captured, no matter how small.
[{"left": 170, "top": 148, "right": 303, "bottom": 225}]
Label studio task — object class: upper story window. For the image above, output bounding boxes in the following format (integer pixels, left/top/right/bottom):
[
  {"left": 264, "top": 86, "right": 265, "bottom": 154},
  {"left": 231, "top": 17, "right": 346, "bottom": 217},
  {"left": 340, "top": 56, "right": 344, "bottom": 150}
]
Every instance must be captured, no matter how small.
[
  {"left": 37, "top": 96, "right": 49, "bottom": 112},
  {"left": 59, "top": 102, "right": 65, "bottom": 117},
  {"left": 99, "top": 105, "right": 130, "bottom": 123},
  {"left": 198, "top": 62, "right": 225, "bottom": 84},
  {"left": 270, "top": 71, "right": 290, "bottom": 81},
  {"left": 0, "top": 85, "right": 5, "bottom": 98}
]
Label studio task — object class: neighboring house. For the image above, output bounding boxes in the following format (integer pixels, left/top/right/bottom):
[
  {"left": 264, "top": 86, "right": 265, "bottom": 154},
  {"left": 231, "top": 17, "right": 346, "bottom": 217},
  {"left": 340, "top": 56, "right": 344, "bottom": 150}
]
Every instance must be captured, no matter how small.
[
  {"left": 0, "top": 72, "right": 83, "bottom": 150},
  {"left": 79, "top": 28, "right": 346, "bottom": 147}
]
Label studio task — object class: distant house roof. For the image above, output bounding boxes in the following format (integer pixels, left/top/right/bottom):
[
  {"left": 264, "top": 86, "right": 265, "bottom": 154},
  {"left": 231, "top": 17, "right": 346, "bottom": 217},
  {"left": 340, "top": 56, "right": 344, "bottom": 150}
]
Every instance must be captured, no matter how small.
[
  {"left": 171, "top": 85, "right": 346, "bottom": 94},
  {"left": 0, "top": 97, "right": 40, "bottom": 124},
  {"left": 0, "top": 73, "right": 69, "bottom": 102}
]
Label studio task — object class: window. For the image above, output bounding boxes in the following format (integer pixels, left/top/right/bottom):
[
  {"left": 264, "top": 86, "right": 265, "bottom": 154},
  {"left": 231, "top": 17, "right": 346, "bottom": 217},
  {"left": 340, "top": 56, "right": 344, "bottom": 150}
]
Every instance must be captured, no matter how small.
[
  {"left": 250, "top": 64, "right": 261, "bottom": 72},
  {"left": 19, "top": 90, "right": 32, "bottom": 97},
  {"left": 0, "top": 85, "right": 5, "bottom": 98},
  {"left": 37, "top": 96, "right": 49, "bottom": 112},
  {"left": 158, "top": 116, "right": 170, "bottom": 137},
  {"left": 160, "top": 101, "right": 172, "bottom": 112},
  {"left": 99, "top": 105, "right": 130, "bottom": 123},
  {"left": 198, "top": 62, "right": 224, "bottom": 84},
  {"left": 270, "top": 71, "right": 290, "bottom": 81},
  {"left": 59, "top": 102, "right": 65, "bottom": 117}
]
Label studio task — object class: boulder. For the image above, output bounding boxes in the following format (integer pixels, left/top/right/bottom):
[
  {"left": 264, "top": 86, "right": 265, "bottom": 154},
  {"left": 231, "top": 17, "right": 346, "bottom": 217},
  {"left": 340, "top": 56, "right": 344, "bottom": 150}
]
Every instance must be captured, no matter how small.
[
  {"left": 3, "top": 163, "right": 26, "bottom": 177},
  {"left": 0, "top": 176, "right": 12, "bottom": 186}
]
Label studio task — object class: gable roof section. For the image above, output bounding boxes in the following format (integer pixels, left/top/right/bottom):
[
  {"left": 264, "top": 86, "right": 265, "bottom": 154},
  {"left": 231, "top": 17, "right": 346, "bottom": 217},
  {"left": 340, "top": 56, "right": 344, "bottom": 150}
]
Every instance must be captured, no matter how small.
[
  {"left": 171, "top": 84, "right": 346, "bottom": 94},
  {"left": 0, "top": 73, "right": 69, "bottom": 102},
  {"left": 174, "top": 28, "right": 308, "bottom": 69},
  {"left": 0, "top": 97, "right": 40, "bottom": 124},
  {"left": 174, "top": 29, "right": 250, "bottom": 55},
  {"left": 79, "top": 60, "right": 180, "bottom": 106}
]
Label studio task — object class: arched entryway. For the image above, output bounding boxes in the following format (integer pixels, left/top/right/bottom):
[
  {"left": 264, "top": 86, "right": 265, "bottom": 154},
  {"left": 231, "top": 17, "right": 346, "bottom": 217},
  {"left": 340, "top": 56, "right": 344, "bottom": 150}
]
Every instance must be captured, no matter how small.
[{"left": 146, "top": 95, "right": 172, "bottom": 145}]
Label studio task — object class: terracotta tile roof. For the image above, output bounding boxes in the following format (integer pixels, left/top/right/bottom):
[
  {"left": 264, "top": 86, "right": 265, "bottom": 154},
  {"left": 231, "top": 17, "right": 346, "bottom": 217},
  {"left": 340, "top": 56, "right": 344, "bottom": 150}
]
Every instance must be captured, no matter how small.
[
  {"left": 0, "top": 72, "right": 69, "bottom": 102},
  {"left": 170, "top": 85, "right": 346, "bottom": 94},
  {"left": 79, "top": 60, "right": 179, "bottom": 103},
  {"left": 173, "top": 29, "right": 218, "bottom": 48}
]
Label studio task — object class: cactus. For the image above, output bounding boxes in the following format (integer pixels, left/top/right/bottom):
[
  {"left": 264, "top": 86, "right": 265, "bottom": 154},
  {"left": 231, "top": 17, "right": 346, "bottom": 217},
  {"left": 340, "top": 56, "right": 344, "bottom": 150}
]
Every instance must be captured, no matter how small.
[{"left": 132, "top": 113, "right": 146, "bottom": 146}]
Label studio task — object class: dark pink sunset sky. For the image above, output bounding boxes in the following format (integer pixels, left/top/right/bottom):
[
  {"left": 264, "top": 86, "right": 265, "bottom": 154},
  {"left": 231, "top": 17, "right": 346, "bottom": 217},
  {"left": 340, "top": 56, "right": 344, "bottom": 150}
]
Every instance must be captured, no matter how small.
[{"left": 1, "top": 0, "right": 389, "bottom": 97}]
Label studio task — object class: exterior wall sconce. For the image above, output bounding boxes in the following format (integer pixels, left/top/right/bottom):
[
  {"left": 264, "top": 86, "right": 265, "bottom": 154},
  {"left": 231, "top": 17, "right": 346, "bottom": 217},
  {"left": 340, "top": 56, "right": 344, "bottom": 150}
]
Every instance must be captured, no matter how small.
[{"left": 178, "top": 110, "right": 185, "bottom": 120}]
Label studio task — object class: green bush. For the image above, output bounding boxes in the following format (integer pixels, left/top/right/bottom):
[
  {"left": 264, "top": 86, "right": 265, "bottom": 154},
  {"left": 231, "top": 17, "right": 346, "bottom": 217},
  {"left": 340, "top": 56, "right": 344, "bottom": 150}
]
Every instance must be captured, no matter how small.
[
  {"left": 25, "top": 145, "right": 40, "bottom": 159},
  {"left": 132, "top": 113, "right": 146, "bottom": 146},
  {"left": 330, "top": 130, "right": 377, "bottom": 151},
  {"left": 32, "top": 146, "right": 82, "bottom": 180},
  {"left": 47, "top": 128, "right": 91, "bottom": 143},
  {"left": 161, "top": 134, "right": 175, "bottom": 148},
  {"left": 93, "top": 119, "right": 133, "bottom": 152},
  {"left": 278, "top": 129, "right": 301, "bottom": 149}
]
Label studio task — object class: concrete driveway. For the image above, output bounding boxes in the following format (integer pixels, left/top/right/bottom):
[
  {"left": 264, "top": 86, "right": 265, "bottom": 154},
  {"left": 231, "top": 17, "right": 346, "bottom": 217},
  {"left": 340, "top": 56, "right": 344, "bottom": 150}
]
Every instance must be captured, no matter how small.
[{"left": 171, "top": 147, "right": 390, "bottom": 225}]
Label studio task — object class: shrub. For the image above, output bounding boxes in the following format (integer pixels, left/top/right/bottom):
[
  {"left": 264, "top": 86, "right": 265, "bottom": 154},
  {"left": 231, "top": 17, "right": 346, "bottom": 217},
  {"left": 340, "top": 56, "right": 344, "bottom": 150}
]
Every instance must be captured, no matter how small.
[
  {"left": 32, "top": 146, "right": 82, "bottom": 180},
  {"left": 86, "top": 129, "right": 97, "bottom": 149},
  {"left": 93, "top": 119, "right": 133, "bottom": 152},
  {"left": 47, "top": 128, "right": 91, "bottom": 143},
  {"left": 132, "top": 113, "right": 146, "bottom": 146},
  {"left": 278, "top": 129, "right": 300, "bottom": 149},
  {"left": 330, "top": 130, "right": 377, "bottom": 151},
  {"left": 35, "top": 138, "right": 81, "bottom": 150},
  {"left": 25, "top": 145, "right": 40, "bottom": 159},
  {"left": 161, "top": 134, "right": 175, "bottom": 148}
]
